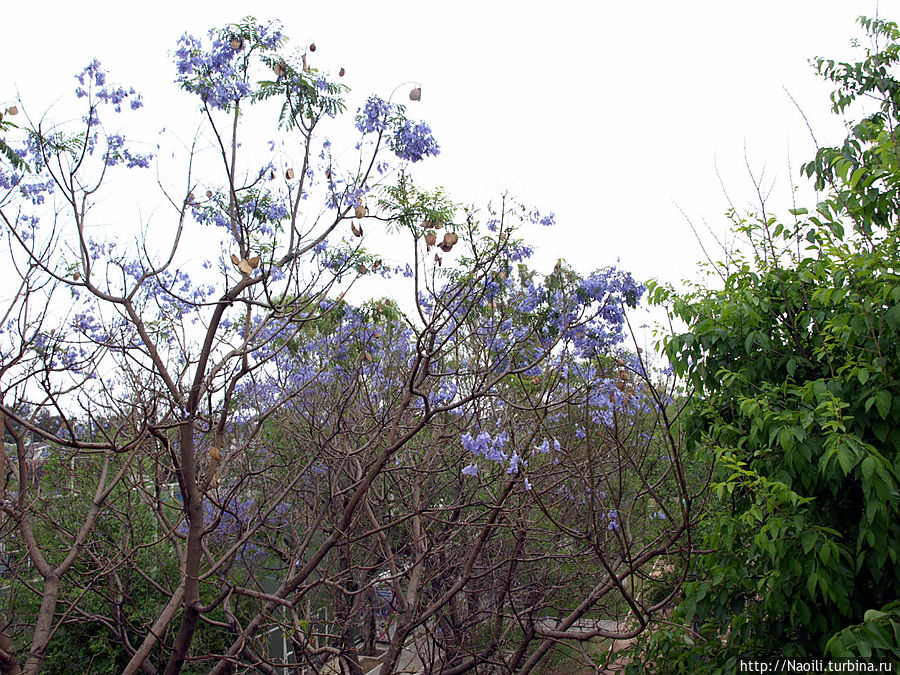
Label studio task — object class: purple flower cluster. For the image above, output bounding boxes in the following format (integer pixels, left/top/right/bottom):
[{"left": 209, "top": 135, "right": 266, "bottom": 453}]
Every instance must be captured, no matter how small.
[
  {"left": 355, "top": 95, "right": 440, "bottom": 163},
  {"left": 174, "top": 22, "right": 283, "bottom": 110},
  {"left": 103, "top": 133, "right": 152, "bottom": 169},
  {"left": 75, "top": 60, "right": 144, "bottom": 112},
  {"left": 355, "top": 96, "right": 393, "bottom": 134},
  {"left": 460, "top": 430, "right": 528, "bottom": 478},
  {"left": 390, "top": 119, "right": 440, "bottom": 163},
  {"left": 461, "top": 430, "right": 509, "bottom": 462}
]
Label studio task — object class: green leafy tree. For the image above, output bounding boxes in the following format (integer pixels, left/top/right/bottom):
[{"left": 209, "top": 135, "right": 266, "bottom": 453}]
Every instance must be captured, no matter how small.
[{"left": 637, "top": 16, "right": 900, "bottom": 672}]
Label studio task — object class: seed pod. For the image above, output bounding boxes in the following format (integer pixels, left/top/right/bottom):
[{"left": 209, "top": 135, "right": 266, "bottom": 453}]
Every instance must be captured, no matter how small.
[
  {"left": 238, "top": 258, "right": 253, "bottom": 275},
  {"left": 273, "top": 61, "right": 284, "bottom": 77},
  {"left": 73, "top": 271, "right": 82, "bottom": 281},
  {"left": 5, "top": 106, "right": 18, "bottom": 116},
  {"left": 356, "top": 264, "right": 368, "bottom": 275},
  {"left": 210, "top": 472, "right": 219, "bottom": 488},
  {"left": 231, "top": 253, "right": 240, "bottom": 266},
  {"left": 351, "top": 222, "right": 363, "bottom": 237},
  {"left": 438, "top": 242, "right": 452, "bottom": 252},
  {"left": 230, "top": 36, "right": 243, "bottom": 50},
  {"left": 309, "top": 43, "right": 317, "bottom": 52},
  {"left": 339, "top": 67, "right": 345, "bottom": 77},
  {"left": 363, "top": 351, "right": 372, "bottom": 362},
  {"left": 205, "top": 190, "right": 213, "bottom": 198},
  {"left": 248, "top": 255, "right": 261, "bottom": 269},
  {"left": 442, "top": 232, "right": 459, "bottom": 248},
  {"left": 210, "top": 446, "right": 222, "bottom": 461},
  {"left": 616, "top": 358, "right": 625, "bottom": 367},
  {"left": 285, "top": 168, "right": 295, "bottom": 180},
  {"left": 372, "top": 259, "right": 382, "bottom": 270},
  {"left": 424, "top": 231, "right": 437, "bottom": 247},
  {"left": 434, "top": 253, "right": 442, "bottom": 266},
  {"left": 409, "top": 87, "right": 422, "bottom": 101},
  {"left": 354, "top": 204, "right": 367, "bottom": 219}
]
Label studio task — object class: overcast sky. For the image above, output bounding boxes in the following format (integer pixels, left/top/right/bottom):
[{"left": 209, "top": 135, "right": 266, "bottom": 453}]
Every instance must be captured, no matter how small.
[{"left": 0, "top": 1, "right": 876, "bottom": 288}]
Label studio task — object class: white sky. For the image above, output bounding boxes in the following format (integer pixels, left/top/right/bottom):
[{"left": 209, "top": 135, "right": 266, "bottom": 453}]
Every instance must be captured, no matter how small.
[{"left": 0, "top": 0, "right": 876, "bottom": 289}]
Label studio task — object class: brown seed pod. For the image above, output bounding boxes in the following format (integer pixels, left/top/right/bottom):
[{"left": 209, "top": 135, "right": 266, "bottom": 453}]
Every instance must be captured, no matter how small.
[
  {"left": 73, "top": 271, "right": 81, "bottom": 281},
  {"left": 248, "top": 255, "right": 261, "bottom": 269},
  {"left": 434, "top": 253, "right": 442, "bottom": 266},
  {"left": 230, "top": 36, "right": 243, "bottom": 50},
  {"left": 238, "top": 259, "right": 253, "bottom": 275},
  {"left": 424, "top": 231, "right": 437, "bottom": 247},
  {"left": 339, "top": 67, "right": 345, "bottom": 77},
  {"left": 442, "top": 232, "right": 459, "bottom": 248},
  {"left": 5, "top": 105, "right": 18, "bottom": 116},
  {"left": 285, "top": 168, "right": 294, "bottom": 180},
  {"left": 372, "top": 259, "right": 382, "bottom": 270},
  {"left": 616, "top": 358, "right": 625, "bottom": 367},
  {"left": 354, "top": 204, "right": 367, "bottom": 219},
  {"left": 356, "top": 264, "right": 368, "bottom": 275},
  {"left": 409, "top": 87, "right": 422, "bottom": 101},
  {"left": 363, "top": 351, "right": 372, "bottom": 362},
  {"left": 210, "top": 446, "right": 222, "bottom": 461},
  {"left": 351, "top": 222, "right": 363, "bottom": 237},
  {"left": 438, "top": 242, "right": 452, "bottom": 252},
  {"left": 205, "top": 190, "right": 213, "bottom": 198},
  {"left": 231, "top": 253, "right": 240, "bottom": 266},
  {"left": 309, "top": 43, "right": 317, "bottom": 52},
  {"left": 273, "top": 61, "right": 284, "bottom": 77}
]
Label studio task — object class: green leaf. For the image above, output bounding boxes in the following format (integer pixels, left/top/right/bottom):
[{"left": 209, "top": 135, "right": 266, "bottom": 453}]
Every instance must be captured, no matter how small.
[
  {"left": 885, "top": 303, "right": 900, "bottom": 329},
  {"left": 874, "top": 390, "right": 891, "bottom": 419},
  {"left": 860, "top": 456, "right": 876, "bottom": 483},
  {"left": 802, "top": 529, "right": 817, "bottom": 554}
]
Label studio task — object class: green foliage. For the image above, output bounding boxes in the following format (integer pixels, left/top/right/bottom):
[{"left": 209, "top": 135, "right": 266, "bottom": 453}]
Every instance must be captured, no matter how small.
[{"left": 638, "top": 16, "right": 900, "bottom": 670}]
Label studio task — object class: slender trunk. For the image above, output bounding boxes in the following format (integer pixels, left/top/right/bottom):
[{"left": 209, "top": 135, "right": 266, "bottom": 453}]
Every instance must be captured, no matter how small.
[
  {"left": 0, "top": 614, "right": 21, "bottom": 675},
  {"left": 122, "top": 581, "right": 185, "bottom": 675},
  {"left": 162, "top": 422, "right": 204, "bottom": 675},
  {"left": 21, "top": 578, "right": 60, "bottom": 675}
]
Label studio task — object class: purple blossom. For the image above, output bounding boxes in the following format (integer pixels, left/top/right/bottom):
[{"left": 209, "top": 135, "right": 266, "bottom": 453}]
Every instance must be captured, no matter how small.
[
  {"left": 507, "top": 452, "right": 522, "bottom": 474},
  {"left": 390, "top": 119, "right": 439, "bottom": 162},
  {"left": 356, "top": 96, "right": 392, "bottom": 134},
  {"left": 461, "top": 463, "right": 478, "bottom": 477}
]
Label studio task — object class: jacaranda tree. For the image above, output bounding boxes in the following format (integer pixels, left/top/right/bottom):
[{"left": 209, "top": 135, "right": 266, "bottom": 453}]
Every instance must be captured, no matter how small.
[{"left": 0, "top": 19, "right": 692, "bottom": 674}]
